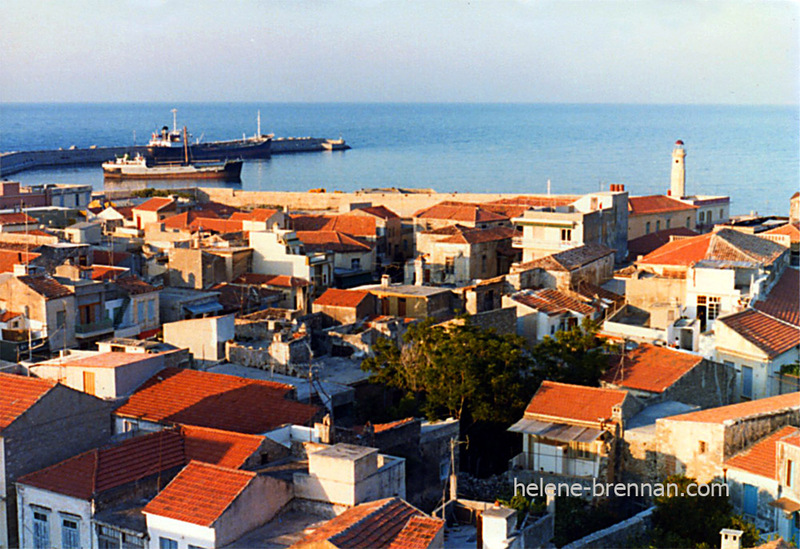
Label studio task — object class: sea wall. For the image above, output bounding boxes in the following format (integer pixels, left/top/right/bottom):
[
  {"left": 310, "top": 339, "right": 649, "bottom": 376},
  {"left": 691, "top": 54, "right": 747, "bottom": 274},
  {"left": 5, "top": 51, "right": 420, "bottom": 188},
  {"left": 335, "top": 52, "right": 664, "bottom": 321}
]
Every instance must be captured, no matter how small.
[
  {"left": 0, "top": 137, "right": 346, "bottom": 177},
  {"left": 198, "top": 187, "right": 532, "bottom": 217}
]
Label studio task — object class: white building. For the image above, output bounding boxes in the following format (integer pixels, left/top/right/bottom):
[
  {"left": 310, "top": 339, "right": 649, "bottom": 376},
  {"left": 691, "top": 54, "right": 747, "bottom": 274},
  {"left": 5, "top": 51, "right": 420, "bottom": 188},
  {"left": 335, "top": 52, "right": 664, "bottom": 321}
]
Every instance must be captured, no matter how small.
[{"left": 249, "top": 229, "right": 333, "bottom": 293}]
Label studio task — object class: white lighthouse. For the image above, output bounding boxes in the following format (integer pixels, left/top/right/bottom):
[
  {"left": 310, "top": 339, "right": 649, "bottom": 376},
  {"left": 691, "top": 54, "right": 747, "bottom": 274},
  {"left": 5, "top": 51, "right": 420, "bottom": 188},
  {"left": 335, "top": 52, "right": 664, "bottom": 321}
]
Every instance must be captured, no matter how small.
[{"left": 670, "top": 140, "right": 686, "bottom": 198}]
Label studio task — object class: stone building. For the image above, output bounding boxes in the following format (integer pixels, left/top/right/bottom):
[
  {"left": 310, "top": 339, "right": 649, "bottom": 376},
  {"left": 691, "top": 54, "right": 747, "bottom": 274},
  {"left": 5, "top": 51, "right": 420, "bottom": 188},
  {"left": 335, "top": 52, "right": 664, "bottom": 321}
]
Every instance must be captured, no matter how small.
[
  {"left": 312, "top": 288, "right": 376, "bottom": 326},
  {"left": 507, "top": 243, "right": 615, "bottom": 292}
]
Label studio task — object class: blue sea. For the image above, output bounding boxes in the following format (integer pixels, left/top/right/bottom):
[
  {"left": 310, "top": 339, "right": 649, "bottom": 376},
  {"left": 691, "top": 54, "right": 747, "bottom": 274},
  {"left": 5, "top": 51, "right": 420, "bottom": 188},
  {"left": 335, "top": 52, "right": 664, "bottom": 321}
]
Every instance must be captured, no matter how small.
[{"left": 1, "top": 103, "right": 797, "bottom": 216}]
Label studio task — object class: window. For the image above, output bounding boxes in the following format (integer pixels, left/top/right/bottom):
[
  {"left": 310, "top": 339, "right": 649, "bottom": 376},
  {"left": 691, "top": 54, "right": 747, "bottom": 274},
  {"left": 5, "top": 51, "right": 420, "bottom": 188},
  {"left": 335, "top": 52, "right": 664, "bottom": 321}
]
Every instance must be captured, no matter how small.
[
  {"left": 159, "top": 538, "right": 178, "bottom": 549},
  {"left": 698, "top": 441, "right": 706, "bottom": 454},
  {"left": 666, "top": 219, "right": 671, "bottom": 229},
  {"left": 137, "top": 301, "right": 145, "bottom": 322},
  {"left": 699, "top": 212, "right": 705, "bottom": 224},
  {"left": 481, "top": 254, "right": 487, "bottom": 273},
  {"left": 741, "top": 366, "right": 754, "bottom": 399},
  {"left": 56, "top": 310, "right": 66, "bottom": 328},
  {"left": 788, "top": 460, "right": 794, "bottom": 487},
  {"left": 645, "top": 222, "right": 651, "bottom": 234},
  {"left": 686, "top": 217, "right": 691, "bottom": 228},
  {"left": 707, "top": 296, "right": 721, "bottom": 321},
  {"left": 439, "top": 460, "right": 450, "bottom": 481},
  {"left": 561, "top": 228, "right": 572, "bottom": 241},
  {"left": 62, "top": 517, "right": 80, "bottom": 549},
  {"left": 32, "top": 510, "right": 49, "bottom": 549},
  {"left": 656, "top": 220, "right": 661, "bottom": 232},
  {"left": 350, "top": 258, "right": 360, "bottom": 271},
  {"left": 720, "top": 208, "right": 724, "bottom": 219},
  {"left": 707, "top": 210, "right": 713, "bottom": 222},
  {"left": 444, "top": 257, "right": 455, "bottom": 275},
  {"left": 743, "top": 484, "right": 758, "bottom": 517},
  {"left": 147, "top": 300, "right": 155, "bottom": 320}
]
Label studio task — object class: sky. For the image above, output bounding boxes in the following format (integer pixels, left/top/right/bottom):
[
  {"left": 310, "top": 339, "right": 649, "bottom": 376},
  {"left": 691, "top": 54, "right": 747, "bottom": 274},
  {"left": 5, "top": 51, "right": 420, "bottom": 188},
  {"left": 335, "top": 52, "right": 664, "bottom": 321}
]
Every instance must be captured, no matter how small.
[{"left": 2, "top": 0, "right": 798, "bottom": 104}]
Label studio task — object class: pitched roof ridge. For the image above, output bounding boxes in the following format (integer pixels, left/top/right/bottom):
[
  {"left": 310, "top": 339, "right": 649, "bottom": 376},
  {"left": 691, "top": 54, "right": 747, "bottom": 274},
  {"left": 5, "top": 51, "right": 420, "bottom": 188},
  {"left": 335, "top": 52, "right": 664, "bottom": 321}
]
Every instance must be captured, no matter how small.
[{"left": 329, "top": 497, "right": 405, "bottom": 545}]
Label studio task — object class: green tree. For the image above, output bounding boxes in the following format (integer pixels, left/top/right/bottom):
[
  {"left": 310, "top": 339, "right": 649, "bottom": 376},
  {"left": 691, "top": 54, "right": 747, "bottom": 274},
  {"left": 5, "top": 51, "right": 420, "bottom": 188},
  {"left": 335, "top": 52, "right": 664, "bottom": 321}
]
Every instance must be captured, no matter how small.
[
  {"left": 362, "top": 318, "right": 539, "bottom": 424},
  {"left": 531, "top": 317, "right": 610, "bottom": 386}
]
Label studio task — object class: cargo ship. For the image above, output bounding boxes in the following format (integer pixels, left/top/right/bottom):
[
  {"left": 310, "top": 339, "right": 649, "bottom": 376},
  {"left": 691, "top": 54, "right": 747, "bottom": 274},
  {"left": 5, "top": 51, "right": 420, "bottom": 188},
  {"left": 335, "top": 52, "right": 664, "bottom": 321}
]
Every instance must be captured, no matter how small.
[
  {"left": 147, "top": 109, "right": 272, "bottom": 162},
  {"left": 102, "top": 153, "right": 243, "bottom": 181}
]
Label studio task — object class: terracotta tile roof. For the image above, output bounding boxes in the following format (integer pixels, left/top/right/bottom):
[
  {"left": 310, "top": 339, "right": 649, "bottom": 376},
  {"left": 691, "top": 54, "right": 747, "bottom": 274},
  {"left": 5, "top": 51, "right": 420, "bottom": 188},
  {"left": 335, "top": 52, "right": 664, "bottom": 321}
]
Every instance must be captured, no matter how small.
[
  {"left": 485, "top": 196, "right": 579, "bottom": 218},
  {"left": 667, "top": 392, "right": 800, "bottom": 423},
  {"left": 573, "top": 282, "right": 625, "bottom": 308},
  {"left": 296, "top": 231, "right": 373, "bottom": 253},
  {"left": 717, "top": 309, "right": 800, "bottom": 358},
  {"left": 638, "top": 229, "right": 786, "bottom": 268},
  {"left": 387, "top": 516, "right": 444, "bottom": 549},
  {"left": 0, "top": 372, "right": 56, "bottom": 432},
  {"left": 753, "top": 268, "right": 800, "bottom": 326},
  {"left": 92, "top": 250, "right": 132, "bottom": 266},
  {"left": 627, "top": 228, "right": 699, "bottom": 258},
  {"left": 0, "top": 310, "right": 23, "bottom": 322},
  {"left": 724, "top": 426, "right": 800, "bottom": 479},
  {"left": 115, "top": 275, "right": 158, "bottom": 295},
  {"left": 233, "top": 273, "right": 311, "bottom": 288},
  {"left": 0, "top": 249, "right": 40, "bottom": 274},
  {"left": 413, "top": 201, "right": 508, "bottom": 224},
  {"left": 134, "top": 197, "right": 175, "bottom": 212},
  {"left": 359, "top": 205, "right": 400, "bottom": 220},
  {"left": 637, "top": 233, "right": 713, "bottom": 267},
  {"left": 115, "top": 368, "right": 320, "bottom": 434},
  {"left": 231, "top": 208, "right": 280, "bottom": 222},
  {"left": 19, "top": 429, "right": 186, "bottom": 500},
  {"left": 91, "top": 265, "right": 129, "bottom": 281},
  {"left": 513, "top": 244, "right": 615, "bottom": 272},
  {"left": 0, "top": 212, "right": 38, "bottom": 225},
  {"left": 180, "top": 425, "right": 264, "bottom": 469},
  {"left": 763, "top": 222, "right": 800, "bottom": 244},
  {"left": 354, "top": 417, "right": 417, "bottom": 435},
  {"left": 161, "top": 210, "right": 220, "bottom": 229},
  {"left": 511, "top": 288, "right": 595, "bottom": 316},
  {"left": 188, "top": 217, "right": 243, "bottom": 234},
  {"left": 437, "top": 226, "right": 517, "bottom": 245},
  {"left": 628, "top": 195, "right": 697, "bottom": 216},
  {"left": 602, "top": 343, "right": 703, "bottom": 393},
  {"left": 314, "top": 288, "right": 371, "bottom": 308},
  {"left": 322, "top": 214, "right": 378, "bottom": 238},
  {"left": 143, "top": 461, "right": 255, "bottom": 527},
  {"left": 18, "top": 274, "right": 73, "bottom": 299},
  {"left": 524, "top": 381, "right": 627, "bottom": 425},
  {"left": 292, "top": 497, "right": 431, "bottom": 549},
  {"left": 290, "top": 214, "right": 332, "bottom": 231}
]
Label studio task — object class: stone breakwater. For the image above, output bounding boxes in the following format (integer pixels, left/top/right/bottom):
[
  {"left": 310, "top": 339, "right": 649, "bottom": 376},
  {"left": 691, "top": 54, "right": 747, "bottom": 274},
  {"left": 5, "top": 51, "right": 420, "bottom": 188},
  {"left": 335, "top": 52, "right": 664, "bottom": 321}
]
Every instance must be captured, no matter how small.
[{"left": 0, "top": 137, "right": 349, "bottom": 177}]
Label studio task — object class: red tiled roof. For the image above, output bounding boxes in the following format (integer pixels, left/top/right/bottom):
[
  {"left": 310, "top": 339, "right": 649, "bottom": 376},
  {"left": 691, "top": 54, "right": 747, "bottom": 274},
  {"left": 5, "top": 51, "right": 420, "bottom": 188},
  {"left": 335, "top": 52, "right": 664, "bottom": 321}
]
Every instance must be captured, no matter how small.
[
  {"left": 511, "top": 288, "right": 595, "bottom": 316},
  {"left": 115, "top": 275, "right": 158, "bottom": 295},
  {"left": 387, "top": 516, "right": 444, "bottom": 549},
  {"left": 413, "top": 201, "right": 508, "bottom": 224},
  {"left": 91, "top": 265, "right": 129, "bottom": 281},
  {"left": 359, "top": 205, "right": 400, "bottom": 220},
  {"left": 233, "top": 273, "right": 311, "bottom": 288},
  {"left": 0, "top": 212, "right": 38, "bottom": 225},
  {"left": 143, "top": 461, "right": 255, "bottom": 526},
  {"left": 292, "top": 497, "right": 433, "bottom": 549},
  {"left": 437, "top": 226, "right": 517, "bottom": 245},
  {"left": 524, "top": 381, "right": 627, "bottom": 425},
  {"left": 134, "top": 197, "right": 175, "bottom": 212},
  {"left": 18, "top": 429, "right": 186, "bottom": 500},
  {"left": 0, "top": 310, "right": 22, "bottom": 322},
  {"left": 354, "top": 417, "right": 417, "bottom": 436},
  {"left": 763, "top": 222, "right": 800, "bottom": 244},
  {"left": 0, "top": 249, "right": 40, "bottom": 274},
  {"left": 637, "top": 233, "right": 713, "bottom": 267},
  {"left": 314, "top": 288, "right": 371, "bottom": 308},
  {"left": 627, "top": 228, "right": 699, "bottom": 259},
  {"left": 602, "top": 343, "right": 703, "bottom": 393},
  {"left": 628, "top": 195, "right": 697, "bottom": 216},
  {"left": 115, "top": 368, "right": 320, "bottom": 434},
  {"left": 296, "top": 231, "right": 373, "bottom": 253},
  {"left": 717, "top": 309, "right": 800, "bottom": 358},
  {"left": 181, "top": 425, "right": 264, "bottom": 469},
  {"left": 724, "top": 426, "right": 800, "bottom": 479},
  {"left": 232, "top": 208, "right": 280, "bottom": 222},
  {"left": 513, "top": 244, "right": 615, "bottom": 272},
  {"left": 323, "top": 215, "right": 378, "bottom": 237},
  {"left": 290, "top": 215, "right": 331, "bottom": 231},
  {"left": 0, "top": 372, "right": 55, "bottom": 432},
  {"left": 188, "top": 217, "right": 243, "bottom": 234},
  {"left": 667, "top": 392, "right": 800, "bottom": 423},
  {"left": 18, "top": 274, "right": 73, "bottom": 299},
  {"left": 753, "top": 268, "right": 800, "bottom": 326},
  {"left": 161, "top": 210, "right": 220, "bottom": 229}
]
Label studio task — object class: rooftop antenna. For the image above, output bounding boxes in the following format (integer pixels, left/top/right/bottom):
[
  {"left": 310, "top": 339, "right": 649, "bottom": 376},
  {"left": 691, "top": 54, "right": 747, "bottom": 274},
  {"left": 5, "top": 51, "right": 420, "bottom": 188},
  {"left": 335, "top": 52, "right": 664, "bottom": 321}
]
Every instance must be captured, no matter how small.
[{"left": 171, "top": 108, "right": 178, "bottom": 133}]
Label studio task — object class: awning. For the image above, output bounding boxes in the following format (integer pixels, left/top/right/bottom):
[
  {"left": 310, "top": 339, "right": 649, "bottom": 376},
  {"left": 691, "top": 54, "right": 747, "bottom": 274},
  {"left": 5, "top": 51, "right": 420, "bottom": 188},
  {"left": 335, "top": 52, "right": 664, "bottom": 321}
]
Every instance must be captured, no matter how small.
[
  {"left": 769, "top": 497, "right": 800, "bottom": 514},
  {"left": 508, "top": 418, "right": 604, "bottom": 443},
  {"left": 184, "top": 301, "right": 224, "bottom": 315}
]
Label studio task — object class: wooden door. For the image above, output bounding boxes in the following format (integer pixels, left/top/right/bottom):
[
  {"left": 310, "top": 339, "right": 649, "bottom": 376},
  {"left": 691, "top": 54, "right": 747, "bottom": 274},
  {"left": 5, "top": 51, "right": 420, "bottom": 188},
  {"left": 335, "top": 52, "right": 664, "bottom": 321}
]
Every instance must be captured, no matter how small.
[{"left": 83, "top": 371, "right": 96, "bottom": 396}]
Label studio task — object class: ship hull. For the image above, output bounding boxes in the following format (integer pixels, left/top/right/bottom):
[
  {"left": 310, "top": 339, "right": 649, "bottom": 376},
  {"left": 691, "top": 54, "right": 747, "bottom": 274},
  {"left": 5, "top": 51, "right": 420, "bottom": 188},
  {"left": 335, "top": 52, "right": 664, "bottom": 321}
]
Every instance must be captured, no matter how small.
[
  {"left": 147, "top": 136, "right": 271, "bottom": 162},
  {"left": 103, "top": 159, "right": 243, "bottom": 181}
]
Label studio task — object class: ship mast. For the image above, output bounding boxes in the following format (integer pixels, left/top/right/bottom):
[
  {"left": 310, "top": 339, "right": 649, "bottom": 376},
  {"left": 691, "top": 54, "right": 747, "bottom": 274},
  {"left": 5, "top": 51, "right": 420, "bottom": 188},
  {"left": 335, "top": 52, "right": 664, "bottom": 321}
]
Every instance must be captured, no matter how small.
[
  {"left": 183, "top": 126, "right": 189, "bottom": 165},
  {"left": 172, "top": 109, "right": 178, "bottom": 133}
]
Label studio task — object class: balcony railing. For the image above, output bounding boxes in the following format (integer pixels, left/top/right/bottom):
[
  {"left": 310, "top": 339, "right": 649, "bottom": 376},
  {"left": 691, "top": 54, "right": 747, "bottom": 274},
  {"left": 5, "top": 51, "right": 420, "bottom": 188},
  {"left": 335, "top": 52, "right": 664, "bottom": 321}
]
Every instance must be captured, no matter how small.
[{"left": 75, "top": 317, "right": 114, "bottom": 336}]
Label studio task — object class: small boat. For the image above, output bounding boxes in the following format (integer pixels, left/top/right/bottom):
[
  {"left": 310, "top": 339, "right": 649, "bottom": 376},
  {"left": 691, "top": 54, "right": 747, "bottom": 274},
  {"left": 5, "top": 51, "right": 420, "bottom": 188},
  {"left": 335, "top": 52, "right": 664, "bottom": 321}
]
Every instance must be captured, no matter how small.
[
  {"left": 147, "top": 109, "right": 272, "bottom": 162},
  {"left": 102, "top": 153, "right": 243, "bottom": 181}
]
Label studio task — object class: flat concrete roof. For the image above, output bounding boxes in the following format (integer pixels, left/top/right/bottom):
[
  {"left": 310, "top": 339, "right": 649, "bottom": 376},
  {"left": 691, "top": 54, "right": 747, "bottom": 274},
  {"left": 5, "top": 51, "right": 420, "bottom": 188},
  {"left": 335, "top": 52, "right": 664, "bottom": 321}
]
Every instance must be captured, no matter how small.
[{"left": 313, "top": 443, "right": 376, "bottom": 461}]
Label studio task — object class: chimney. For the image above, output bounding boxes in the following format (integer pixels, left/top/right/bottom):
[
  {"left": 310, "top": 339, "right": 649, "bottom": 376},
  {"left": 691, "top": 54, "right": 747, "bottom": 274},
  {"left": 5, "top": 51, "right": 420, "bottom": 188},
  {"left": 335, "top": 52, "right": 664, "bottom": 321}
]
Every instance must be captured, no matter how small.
[
  {"left": 380, "top": 274, "right": 390, "bottom": 288},
  {"left": 720, "top": 529, "right": 743, "bottom": 549},
  {"left": 414, "top": 256, "right": 426, "bottom": 286},
  {"left": 611, "top": 404, "right": 624, "bottom": 431},
  {"left": 481, "top": 506, "right": 516, "bottom": 549}
]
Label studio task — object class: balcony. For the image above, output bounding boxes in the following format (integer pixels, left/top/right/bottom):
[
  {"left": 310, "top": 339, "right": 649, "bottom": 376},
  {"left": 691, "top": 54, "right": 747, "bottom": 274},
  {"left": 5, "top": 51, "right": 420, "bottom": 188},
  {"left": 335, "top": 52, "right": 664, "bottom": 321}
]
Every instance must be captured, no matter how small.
[{"left": 75, "top": 317, "right": 114, "bottom": 337}]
